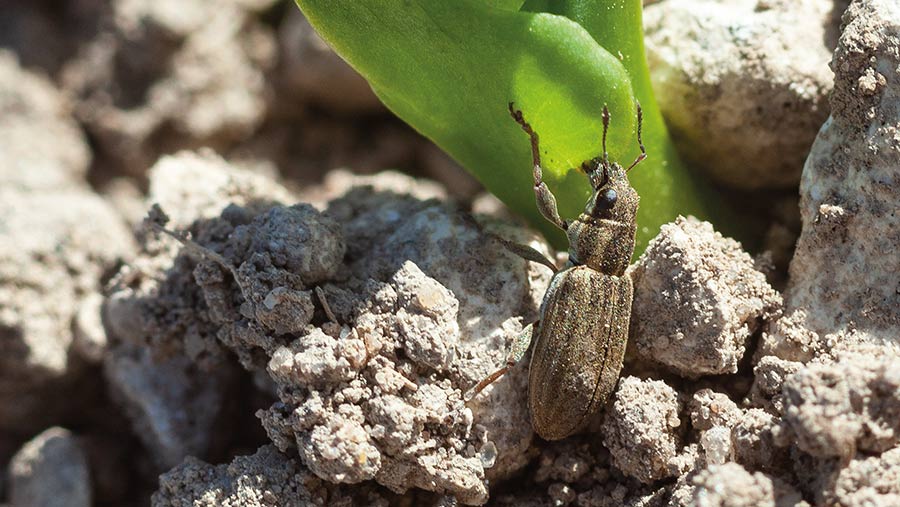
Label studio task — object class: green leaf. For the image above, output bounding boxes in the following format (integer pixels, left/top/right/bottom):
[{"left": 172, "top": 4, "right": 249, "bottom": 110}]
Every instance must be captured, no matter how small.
[
  {"left": 483, "top": 0, "right": 526, "bottom": 10},
  {"left": 297, "top": 0, "right": 636, "bottom": 246},
  {"left": 295, "top": 0, "right": 739, "bottom": 252},
  {"left": 539, "top": 0, "right": 746, "bottom": 247}
]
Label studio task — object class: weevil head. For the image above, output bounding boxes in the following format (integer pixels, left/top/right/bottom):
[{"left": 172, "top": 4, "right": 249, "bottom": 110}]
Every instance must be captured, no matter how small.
[
  {"left": 566, "top": 159, "right": 639, "bottom": 275},
  {"left": 583, "top": 158, "right": 639, "bottom": 224}
]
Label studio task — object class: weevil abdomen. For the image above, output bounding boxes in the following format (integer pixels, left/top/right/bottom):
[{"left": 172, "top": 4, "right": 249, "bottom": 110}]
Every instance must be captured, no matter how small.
[{"left": 528, "top": 265, "right": 632, "bottom": 440}]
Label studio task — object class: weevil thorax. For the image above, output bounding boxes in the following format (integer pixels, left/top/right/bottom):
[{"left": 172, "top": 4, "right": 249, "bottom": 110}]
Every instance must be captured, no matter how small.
[{"left": 565, "top": 160, "right": 639, "bottom": 276}]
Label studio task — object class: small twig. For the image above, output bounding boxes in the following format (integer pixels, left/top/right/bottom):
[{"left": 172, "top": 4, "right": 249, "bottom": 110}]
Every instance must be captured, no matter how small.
[{"left": 315, "top": 286, "right": 339, "bottom": 324}]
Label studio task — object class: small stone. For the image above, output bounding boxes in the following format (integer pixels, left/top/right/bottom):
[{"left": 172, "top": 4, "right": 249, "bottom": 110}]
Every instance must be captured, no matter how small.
[
  {"left": 690, "top": 389, "right": 741, "bottom": 431},
  {"left": 9, "top": 427, "right": 92, "bottom": 507},
  {"left": 103, "top": 347, "right": 236, "bottom": 468},
  {"left": 700, "top": 426, "right": 733, "bottom": 465}
]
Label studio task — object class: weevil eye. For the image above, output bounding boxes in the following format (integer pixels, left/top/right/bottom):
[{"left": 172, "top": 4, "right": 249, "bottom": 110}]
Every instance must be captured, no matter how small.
[{"left": 597, "top": 188, "right": 617, "bottom": 210}]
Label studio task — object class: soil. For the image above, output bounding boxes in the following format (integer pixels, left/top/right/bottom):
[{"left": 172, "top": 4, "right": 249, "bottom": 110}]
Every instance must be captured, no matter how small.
[{"left": 1, "top": 0, "right": 898, "bottom": 506}]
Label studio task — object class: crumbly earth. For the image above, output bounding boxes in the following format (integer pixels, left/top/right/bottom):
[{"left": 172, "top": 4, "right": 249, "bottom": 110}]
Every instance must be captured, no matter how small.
[
  {"left": 780, "top": 352, "right": 900, "bottom": 461},
  {"left": 153, "top": 445, "right": 391, "bottom": 507},
  {"left": 0, "top": 0, "right": 471, "bottom": 193},
  {"left": 644, "top": 0, "right": 836, "bottom": 188},
  {"left": 670, "top": 462, "right": 806, "bottom": 507},
  {"left": 0, "top": 50, "right": 90, "bottom": 191},
  {"left": 763, "top": 0, "right": 900, "bottom": 361},
  {"left": 3, "top": 1, "right": 900, "bottom": 506},
  {"left": 103, "top": 157, "right": 550, "bottom": 504},
  {"left": 629, "top": 217, "right": 782, "bottom": 378},
  {"left": 59, "top": 0, "right": 277, "bottom": 175},
  {"left": 600, "top": 376, "right": 694, "bottom": 483},
  {"left": 103, "top": 346, "right": 238, "bottom": 469},
  {"left": 0, "top": 53, "right": 134, "bottom": 434},
  {"left": 276, "top": 9, "right": 381, "bottom": 113}
]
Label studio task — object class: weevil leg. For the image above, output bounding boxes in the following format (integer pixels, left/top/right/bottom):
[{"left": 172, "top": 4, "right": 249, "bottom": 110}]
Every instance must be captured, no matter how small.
[
  {"left": 507, "top": 321, "right": 535, "bottom": 365},
  {"left": 508, "top": 103, "right": 568, "bottom": 232},
  {"left": 465, "top": 322, "right": 537, "bottom": 402},
  {"left": 626, "top": 101, "right": 647, "bottom": 172},
  {"left": 486, "top": 232, "right": 557, "bottom": 273}
]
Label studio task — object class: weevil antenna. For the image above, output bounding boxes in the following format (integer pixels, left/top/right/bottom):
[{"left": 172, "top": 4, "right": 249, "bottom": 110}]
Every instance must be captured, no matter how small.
[
  {"left": 601, "top": 105, "right": 610, "bottom": 167},
  {"left": 626, "top": 101, "right": 647, "bottom": 172}
]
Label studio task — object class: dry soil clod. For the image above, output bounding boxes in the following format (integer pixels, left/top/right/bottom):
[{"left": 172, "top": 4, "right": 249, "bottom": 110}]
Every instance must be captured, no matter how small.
[
  {"left": 644, "top": 0, "right": 836, "bottom": 188},
  {"left": 629, "top": 216, "right": 782, "bottom": 378},
  {"left": 104, "top": 157, "right": 552, "bottom": 505},
  {"left": 766, "top": 0, "right": 900, "bottom": 361}
]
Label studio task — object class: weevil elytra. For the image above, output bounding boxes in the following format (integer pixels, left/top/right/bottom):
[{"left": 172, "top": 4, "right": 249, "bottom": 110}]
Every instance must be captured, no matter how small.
[{"left": 470, "top": 102, "right": 646, "bottom": 441}]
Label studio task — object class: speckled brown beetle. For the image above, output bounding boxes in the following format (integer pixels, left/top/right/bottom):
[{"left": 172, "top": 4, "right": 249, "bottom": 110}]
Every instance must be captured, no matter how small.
[{"left": 469, "top": 102, "right": 646, "bottom": 440}]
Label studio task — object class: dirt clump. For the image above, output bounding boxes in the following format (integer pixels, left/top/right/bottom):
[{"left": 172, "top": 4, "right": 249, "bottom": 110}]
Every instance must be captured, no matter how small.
[
  {"left": 0, "top": 50, "right": 90, "bottom": 191},
  {"left": 600, "top": 376, "right": 694, "bottom": 483},
  {"left": 629, "top": 217, "right": 781, "bottom": 378},
  {"left": 102, "top": 156, "right": 550, "bottom": 504},
  {"left": 767, "top": 0, "right": 900, "bottom": 360},
  {"left": 645, "top": 0, "right": 836, "bottom": 188},
  {"left": 59, "top": 0, "right": 277, "bottom": 176}
]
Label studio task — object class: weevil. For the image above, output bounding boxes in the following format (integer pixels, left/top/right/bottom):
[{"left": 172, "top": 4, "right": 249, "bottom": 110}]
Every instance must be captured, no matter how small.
[{"left": 469, "top": 102, "right": 646, "bottom": 441}]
